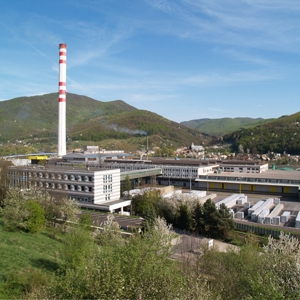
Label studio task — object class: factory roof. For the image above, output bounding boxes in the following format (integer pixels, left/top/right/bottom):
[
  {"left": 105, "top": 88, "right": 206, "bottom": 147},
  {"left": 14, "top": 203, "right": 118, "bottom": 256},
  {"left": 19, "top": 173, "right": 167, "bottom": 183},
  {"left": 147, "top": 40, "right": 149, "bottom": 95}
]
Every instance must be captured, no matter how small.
[
  {"left": 105, "top": 157, "right": 267, "bottom": 167},
  {"left": 9, "top": 165, "right": 114, "bottom": 174},
  {"left": 207, "top": 169, "right": 300, "bottom": 181}
]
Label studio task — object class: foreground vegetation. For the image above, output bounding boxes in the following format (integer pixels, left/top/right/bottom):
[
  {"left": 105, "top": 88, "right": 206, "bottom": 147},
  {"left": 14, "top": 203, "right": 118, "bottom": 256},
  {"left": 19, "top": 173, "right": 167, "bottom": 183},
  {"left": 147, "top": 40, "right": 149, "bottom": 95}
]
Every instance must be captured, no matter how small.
[
  {"left": 1, "top": 187, "right": 300, "bottom": 299},
  {"left": 0, "top": 220, "right": 64, "bottom": 299}
]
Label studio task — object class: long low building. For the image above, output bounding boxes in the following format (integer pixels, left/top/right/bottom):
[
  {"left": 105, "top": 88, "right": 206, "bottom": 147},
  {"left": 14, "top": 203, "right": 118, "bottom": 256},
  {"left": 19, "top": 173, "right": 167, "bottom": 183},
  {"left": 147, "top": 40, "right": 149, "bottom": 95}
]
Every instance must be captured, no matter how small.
[
  {"left": 101, "top": 159, "right": 300, "bottom": 198},
  {"left": 196, "top": 170, "right": 300, "bottom": 197},
  {"left": 6, "top": 157, "right": 300, "bottom": 203}
]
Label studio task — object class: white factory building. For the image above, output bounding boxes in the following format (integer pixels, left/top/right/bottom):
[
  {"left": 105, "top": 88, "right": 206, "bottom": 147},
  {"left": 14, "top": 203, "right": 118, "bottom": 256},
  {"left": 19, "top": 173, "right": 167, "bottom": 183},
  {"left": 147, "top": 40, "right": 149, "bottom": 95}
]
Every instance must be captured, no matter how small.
[{"left": 8, "top": 166, "right": 131, "bottom": 212}]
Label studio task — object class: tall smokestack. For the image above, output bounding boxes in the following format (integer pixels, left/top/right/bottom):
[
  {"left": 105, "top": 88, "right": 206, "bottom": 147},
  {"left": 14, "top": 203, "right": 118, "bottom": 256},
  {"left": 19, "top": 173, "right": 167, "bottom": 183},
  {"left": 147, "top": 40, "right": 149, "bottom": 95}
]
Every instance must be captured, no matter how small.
[{"left": 58, "top": 43, "right": 67, "bottom": 157}]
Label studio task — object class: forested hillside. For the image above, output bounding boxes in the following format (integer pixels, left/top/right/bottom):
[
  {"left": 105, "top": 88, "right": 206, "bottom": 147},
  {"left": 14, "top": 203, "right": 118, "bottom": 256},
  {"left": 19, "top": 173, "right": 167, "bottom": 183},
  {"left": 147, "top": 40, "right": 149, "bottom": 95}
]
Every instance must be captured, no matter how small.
[
  {"left": 181, "top": 117, "right": 272, "bottom": 136},
  {"left": 0, "top": 93, "right": 136, "bottom": 141},
  {"left": 70, "top": 109, "right": 211, "bottom": 147},
  {"left": 223, "top": 112, "right": 300, "bottom": 154},
  {"left": 0, "top": 93, "right": 213, "bottom": 154}
]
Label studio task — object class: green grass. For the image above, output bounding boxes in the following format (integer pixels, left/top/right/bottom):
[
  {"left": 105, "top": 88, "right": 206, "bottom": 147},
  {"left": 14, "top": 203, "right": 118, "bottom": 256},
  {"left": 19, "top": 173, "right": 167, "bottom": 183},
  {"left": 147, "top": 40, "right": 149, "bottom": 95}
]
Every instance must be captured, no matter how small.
[{"left": 0, "top": 219, "right": 65, "bottom": 298}]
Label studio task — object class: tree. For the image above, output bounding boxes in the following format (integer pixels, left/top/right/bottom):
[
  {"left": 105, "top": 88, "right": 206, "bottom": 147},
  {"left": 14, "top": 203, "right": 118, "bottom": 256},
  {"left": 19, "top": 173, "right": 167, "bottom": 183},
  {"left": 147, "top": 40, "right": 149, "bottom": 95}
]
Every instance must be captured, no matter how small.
[
  {"left": 263, "top": 231, "right": 300, "bottom": 299},
  {"left": 199, "top": 199, "right": 219, "bottom": 237},
  {"left": 192, "top": 199, "right": 234, "bottom": 239},
  {"left": 217, "top": 203, "right": 235, "bottom": 239},
  {"left": 154, "top": 148, "right": 162, "bottom": 157},
  {"left": 1, "top": 188, "right": 79, "bottom": 232},
  {"left": 193, "top": 202, "right": 204, "bottom": 234},
  {"left": 0, "top": 159, "right": 12, "bottom": 208},
  {"left": 156, "top": 196, "right": 178, "bottom": 224},
  {"left": 132, "top": 189, "right": 161, "bottom": 218},
  {"left": 1, "top": 188, "right": 46, "bottom": 233},
  {"left": 122, "top": 175, "right": 132, "bottom": 198},
  {"left": 1, "top": 188, "right": 29, "bottom": 231},
  {"left": 24, "top": 201, "right": 45, "bottom": 233},
  {"left": 176, "top": 203, "right": 193, "bottom": 231},
  {"left": 141, "top": 205, "right": 157, "bottom": 231},
  {"left": 94, "top": 213, "right": 122, "bottom": 246},
  {"left": 35, "top": 192, "right": 80, "bottom": 224}
]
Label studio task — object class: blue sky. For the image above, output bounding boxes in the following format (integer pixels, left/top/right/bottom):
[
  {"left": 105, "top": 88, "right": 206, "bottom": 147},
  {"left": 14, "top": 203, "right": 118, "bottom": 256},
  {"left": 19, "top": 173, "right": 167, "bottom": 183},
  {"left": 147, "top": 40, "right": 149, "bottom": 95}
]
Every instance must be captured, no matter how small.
[{"left": 1, "top": 0, "right": 300, "bottom": 123}]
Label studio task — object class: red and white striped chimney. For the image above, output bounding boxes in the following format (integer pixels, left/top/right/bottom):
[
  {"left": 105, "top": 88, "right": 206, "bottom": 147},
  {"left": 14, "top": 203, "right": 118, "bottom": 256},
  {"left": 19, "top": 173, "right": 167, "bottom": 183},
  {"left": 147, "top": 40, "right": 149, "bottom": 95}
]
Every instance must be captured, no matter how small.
[{"left": 58, "top": 43, "right": 67, "bottom": 157}]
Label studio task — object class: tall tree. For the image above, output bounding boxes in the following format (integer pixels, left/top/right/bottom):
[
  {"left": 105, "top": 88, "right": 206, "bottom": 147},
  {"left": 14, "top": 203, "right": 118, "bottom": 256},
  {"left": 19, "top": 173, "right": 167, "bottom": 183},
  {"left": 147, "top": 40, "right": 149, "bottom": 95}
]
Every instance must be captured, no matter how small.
[
  {"left": 192, "top": 199, "right": 234, "bottom": 239},
  {"left": 217, "top": 203, "right": 235, "bottom": 239},
  {"left": 193, "top": 202, "right": 204, "bottom": 234},
  {"left": 176, "top": 203, "right": 193, "bottom": 231}
]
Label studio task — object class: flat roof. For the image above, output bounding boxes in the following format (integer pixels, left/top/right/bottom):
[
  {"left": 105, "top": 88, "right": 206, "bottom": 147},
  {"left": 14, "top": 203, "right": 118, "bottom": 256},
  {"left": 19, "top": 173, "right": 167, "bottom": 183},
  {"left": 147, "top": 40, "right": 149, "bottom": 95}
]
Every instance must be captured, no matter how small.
[
  {"left": 79, "top": 199, "right": 132, "bottom": 211},
  {"left": 9, "top": 165, "right": 115, "bottom": 174},
  {"left": 105, "top": 158, "right": 267, "bottom": 167},
  {"left": 206, "top": 170, "right": 300, "bottom": 181}
]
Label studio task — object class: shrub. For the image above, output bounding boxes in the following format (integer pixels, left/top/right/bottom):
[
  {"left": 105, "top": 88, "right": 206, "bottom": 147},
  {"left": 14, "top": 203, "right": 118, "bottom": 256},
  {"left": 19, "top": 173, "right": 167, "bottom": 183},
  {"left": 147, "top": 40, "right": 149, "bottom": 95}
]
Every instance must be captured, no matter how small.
[{"left": 24, "top": 201, "right": 45, "bottom": 234}]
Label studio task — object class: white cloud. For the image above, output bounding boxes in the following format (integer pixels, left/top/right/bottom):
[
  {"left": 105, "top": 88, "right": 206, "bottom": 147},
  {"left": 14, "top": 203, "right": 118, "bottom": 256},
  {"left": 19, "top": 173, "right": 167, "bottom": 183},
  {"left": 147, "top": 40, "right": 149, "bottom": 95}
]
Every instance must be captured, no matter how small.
[{"left": 144, "top": 0, "right": 300, "bottom": 51}]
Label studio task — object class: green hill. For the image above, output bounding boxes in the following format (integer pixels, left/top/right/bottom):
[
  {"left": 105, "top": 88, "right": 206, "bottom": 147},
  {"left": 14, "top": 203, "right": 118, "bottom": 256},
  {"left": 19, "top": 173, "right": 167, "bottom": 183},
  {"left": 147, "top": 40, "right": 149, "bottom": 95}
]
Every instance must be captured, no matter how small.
[
  {"left": 223, "top": 113, "right": 300, "bottom": 154},
  {"left": 0, "top": 93, "right": 137, "bottom": 141},
  {"left": 0, "top": 93, "right": 212, "bottom": 153},
  {"left": 181, "top": 117, "right": 272, "bottom": 136}
]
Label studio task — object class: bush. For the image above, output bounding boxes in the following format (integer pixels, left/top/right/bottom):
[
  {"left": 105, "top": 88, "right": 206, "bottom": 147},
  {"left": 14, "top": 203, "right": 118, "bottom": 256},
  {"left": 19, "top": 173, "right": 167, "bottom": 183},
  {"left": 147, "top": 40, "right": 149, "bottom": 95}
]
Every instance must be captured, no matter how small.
[{"left": 24, "top": 201, "right": 45, "bottom": 233}]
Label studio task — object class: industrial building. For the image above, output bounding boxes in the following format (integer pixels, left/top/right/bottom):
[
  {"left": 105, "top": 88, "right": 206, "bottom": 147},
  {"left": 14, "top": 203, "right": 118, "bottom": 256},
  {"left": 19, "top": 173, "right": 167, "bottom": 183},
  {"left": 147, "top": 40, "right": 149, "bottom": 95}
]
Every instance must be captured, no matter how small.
[
  {"left": 99, "top": 158, "right": 300, "bottom": 199},
  {"left": 10, "top": 154, "right": 299, "bottom": 202},
  {"left": 7, "top": 165, "right": 133, "bottom": 212}
]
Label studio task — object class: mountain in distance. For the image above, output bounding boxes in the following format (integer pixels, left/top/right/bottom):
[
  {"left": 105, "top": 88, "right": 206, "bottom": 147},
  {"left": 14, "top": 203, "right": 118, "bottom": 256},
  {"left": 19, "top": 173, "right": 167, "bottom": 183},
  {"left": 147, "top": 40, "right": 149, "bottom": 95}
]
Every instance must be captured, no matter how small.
[
  {"left": 181, "top": 117, "right": 273, "bottom": 137},
  {"left": 223, "top": 112, "right": 300, "bottom": 155},
  {"left": 0, "top": 93, "right": 213, "bottom": 153}
]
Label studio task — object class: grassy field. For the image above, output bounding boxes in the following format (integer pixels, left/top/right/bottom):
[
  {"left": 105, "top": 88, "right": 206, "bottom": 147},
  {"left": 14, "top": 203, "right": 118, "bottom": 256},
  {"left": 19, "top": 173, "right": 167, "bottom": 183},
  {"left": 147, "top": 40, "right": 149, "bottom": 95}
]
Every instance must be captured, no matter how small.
[{"left": 0, "top": 219, "right": 64, "bottom": 299}]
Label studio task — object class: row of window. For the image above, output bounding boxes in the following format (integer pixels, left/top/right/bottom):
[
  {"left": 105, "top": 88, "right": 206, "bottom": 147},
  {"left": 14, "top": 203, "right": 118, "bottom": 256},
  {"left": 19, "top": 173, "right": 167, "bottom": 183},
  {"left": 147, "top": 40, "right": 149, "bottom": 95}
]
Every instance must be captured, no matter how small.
[
  {"left": 29, "top": 181, "right": 93, "bottom": 192},
  {"left": 164, "top": 168, "right": 198, "bottom": 173},
  {"left": 72, "top": 196, "right": 93, "bottom": 203},
  {"left": 28, "top": 172, "right": 93, "bottom": 182},
  {"left": 224, "top": 169, "right": 259, "bottom": 173},
  {"left": 198, "top": 176, "right": 300, "bottom": 184},
  {"left": 163, "top": 172, "right": 198, "bottom": 178}
]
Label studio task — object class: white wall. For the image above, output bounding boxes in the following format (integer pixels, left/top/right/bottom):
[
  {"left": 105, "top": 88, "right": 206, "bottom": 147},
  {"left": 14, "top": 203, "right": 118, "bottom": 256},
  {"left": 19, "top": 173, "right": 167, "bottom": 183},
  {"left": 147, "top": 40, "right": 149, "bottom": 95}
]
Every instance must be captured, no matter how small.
[{"left": 94, "top": 169, "right": 120, "bottom": 204}]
